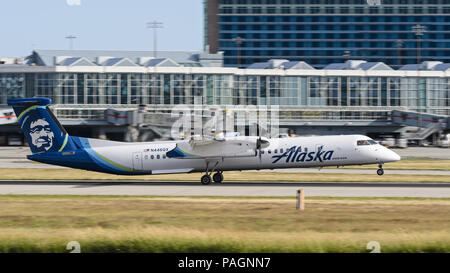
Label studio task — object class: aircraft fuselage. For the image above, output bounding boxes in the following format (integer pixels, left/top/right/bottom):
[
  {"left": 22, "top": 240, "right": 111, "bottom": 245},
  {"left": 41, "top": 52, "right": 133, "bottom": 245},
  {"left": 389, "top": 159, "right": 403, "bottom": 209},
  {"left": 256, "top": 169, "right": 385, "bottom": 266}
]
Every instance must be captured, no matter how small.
[{"left": 29, "top": 134, "right": 400, "bottom": 176}]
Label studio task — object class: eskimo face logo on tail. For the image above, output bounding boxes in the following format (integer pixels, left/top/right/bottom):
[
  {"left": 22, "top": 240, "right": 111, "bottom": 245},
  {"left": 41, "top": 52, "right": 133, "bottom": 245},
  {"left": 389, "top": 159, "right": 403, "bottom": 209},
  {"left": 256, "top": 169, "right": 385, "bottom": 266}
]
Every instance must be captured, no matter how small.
[
  {"left": 29, "top": 118, "right": 54, "bottom": 151},
  {"left": 272, "top": 145, "right": 334, "bottom": 164}
]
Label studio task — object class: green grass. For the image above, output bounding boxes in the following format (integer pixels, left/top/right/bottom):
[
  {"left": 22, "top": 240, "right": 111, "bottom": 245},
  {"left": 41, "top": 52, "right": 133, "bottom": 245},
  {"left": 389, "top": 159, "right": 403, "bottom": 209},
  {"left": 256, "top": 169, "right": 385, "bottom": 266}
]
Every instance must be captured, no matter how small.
[
  {"left": 1, "top": 231, "right": 448, "bottom": 253},
  {"left": 0, "top": 195, "right": 448, "bottom": 253}
]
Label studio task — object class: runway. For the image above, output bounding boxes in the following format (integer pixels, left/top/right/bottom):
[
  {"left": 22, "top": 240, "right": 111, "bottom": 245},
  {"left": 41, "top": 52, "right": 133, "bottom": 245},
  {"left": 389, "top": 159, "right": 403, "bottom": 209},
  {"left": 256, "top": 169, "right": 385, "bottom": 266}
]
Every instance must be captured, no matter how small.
[{"left": 0, "top": 180, "right": 449, "bottom": 198}]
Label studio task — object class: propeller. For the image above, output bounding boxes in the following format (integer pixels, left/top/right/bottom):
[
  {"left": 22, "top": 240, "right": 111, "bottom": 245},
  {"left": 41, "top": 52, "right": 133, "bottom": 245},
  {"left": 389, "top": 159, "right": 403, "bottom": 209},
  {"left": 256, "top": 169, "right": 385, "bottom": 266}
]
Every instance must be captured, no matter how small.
[
  {"left": 256, "top": 123, "right": 262, "bottom": 162},
  {"left": 256, "top": 136, "right": 270, "bottom": 162},
  {"left": 257, "top": 136, "right": 262, "bottom": 162},
  {"left": 255, "top": 124, "right": 270, "bottom": 162}
]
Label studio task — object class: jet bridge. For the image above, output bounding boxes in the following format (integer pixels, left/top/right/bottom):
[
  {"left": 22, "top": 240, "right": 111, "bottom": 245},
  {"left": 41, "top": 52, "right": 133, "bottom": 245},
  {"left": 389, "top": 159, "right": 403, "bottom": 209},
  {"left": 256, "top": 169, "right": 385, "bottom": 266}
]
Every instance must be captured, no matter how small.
[
  {"left": 105, "top": 108, "right": 178, "bottom": 141},
  {"left": 0, "top": 108, "right": 16, "bottom": 125},
  {"left": 391, "top": 110, "right": 449, "bottom": 143}
]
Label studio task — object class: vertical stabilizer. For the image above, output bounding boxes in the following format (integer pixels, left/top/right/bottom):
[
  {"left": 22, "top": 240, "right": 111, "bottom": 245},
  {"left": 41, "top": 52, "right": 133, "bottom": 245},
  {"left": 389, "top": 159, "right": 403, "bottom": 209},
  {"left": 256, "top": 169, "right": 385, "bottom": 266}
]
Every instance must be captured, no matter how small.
[{"left": 7, "top": 97, "right": 75, "bottom": 154}]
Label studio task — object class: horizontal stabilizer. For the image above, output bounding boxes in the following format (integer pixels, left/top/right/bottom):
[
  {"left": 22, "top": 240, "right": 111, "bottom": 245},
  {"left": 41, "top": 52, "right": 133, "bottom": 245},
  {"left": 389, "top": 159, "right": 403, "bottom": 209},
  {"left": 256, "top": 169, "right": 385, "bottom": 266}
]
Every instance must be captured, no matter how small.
[{"left": 7, "top": 97, "right": 52, "bottom": 107}]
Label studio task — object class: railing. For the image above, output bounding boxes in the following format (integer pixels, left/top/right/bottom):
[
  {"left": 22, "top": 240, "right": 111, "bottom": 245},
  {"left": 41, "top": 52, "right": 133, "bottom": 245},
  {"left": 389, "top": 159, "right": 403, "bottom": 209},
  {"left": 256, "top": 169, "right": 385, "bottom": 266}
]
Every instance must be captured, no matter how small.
[{"left": 403, "top": 123, "right": 443, "bottom": 140}]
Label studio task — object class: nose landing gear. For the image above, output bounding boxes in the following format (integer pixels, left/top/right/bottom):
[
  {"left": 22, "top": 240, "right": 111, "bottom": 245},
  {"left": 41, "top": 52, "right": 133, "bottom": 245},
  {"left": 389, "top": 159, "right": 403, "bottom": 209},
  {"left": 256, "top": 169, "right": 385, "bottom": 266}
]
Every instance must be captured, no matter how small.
[{"left": 377, "top": 164, "right": 384, "bottom": 176}]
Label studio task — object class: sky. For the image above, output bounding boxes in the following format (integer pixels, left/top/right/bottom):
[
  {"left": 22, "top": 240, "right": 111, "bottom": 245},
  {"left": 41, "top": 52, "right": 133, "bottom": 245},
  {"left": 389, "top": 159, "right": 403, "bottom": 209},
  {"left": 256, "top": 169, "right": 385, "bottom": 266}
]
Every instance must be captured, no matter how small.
[{"left": 0, "top": 0, "right": 204, "bottom": 57}]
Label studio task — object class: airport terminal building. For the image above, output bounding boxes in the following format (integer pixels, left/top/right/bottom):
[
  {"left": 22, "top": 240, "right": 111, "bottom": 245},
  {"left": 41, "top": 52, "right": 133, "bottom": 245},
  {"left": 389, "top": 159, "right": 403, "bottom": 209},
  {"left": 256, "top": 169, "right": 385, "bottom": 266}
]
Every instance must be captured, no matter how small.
[
  {"left": 205, "top": 0, "right": 450, "bottom": 68},
  {"left": 0, "top": 50, "right": 449, "bottom": 145}
]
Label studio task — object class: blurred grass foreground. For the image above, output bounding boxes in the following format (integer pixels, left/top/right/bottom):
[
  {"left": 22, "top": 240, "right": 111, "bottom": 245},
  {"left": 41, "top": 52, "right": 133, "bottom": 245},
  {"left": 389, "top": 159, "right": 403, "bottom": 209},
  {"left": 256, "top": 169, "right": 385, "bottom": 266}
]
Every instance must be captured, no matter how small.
[{"left": 0, "top": 195, "right": 448, "bottom": 253}]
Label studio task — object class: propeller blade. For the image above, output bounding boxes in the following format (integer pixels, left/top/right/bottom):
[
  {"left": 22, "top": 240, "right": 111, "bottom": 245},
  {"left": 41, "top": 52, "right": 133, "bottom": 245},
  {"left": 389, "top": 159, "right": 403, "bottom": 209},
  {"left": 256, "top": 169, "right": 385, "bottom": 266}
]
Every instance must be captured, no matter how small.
[{"left": 258, "top": 136, "right": 262, "bottom": 162}]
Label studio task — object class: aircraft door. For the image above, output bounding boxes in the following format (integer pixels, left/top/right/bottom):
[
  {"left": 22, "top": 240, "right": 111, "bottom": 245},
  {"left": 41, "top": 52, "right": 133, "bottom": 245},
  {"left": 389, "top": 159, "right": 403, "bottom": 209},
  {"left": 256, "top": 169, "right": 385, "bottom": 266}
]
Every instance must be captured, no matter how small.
[
  {"left": 316, "top": 144, "right": 325, "bottom": 162},
  {"left": 315, "top": 144, "right": 324, "bottom": 153},
  {"left": 132, "top": 152, "right": 143, "bottom": 171}
]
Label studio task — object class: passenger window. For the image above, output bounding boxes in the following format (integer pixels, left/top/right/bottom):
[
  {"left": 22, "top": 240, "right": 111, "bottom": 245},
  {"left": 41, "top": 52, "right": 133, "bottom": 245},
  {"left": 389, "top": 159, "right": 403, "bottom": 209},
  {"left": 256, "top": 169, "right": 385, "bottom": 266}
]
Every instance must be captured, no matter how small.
[
  {"left": 151, "top": 155, "right": 154, "bottom": 159},
  {"left": 163, "top": 155, "right": 166, "bottom": 159},
  {"left": 357, "top": 140, "right": 370, "bottom": 146},
  {"left": 261, "top": 150, "right": 265, "bottom": 154},
  {"left": 280, "top": 148, "right": 284, "bottom": 153},
  {"left": 157, "top": 155, "right": 160, "bottom": 159},
  {"left": 274, "top": 149, "right": 278, "bottom": 154},
  {"left": 144, "top": 155, "right": 149, "bottom": 160},
  {"left": 268, "top": 150, "right": 271, "bottom": 154}
]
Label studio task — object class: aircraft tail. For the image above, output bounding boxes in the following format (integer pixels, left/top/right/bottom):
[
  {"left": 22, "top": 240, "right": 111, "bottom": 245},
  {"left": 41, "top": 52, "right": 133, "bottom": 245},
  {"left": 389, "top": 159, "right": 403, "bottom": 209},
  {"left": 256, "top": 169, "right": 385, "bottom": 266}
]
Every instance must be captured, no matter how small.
[{"left": 7, "top": 97, "right": 76, "bottom": 154}]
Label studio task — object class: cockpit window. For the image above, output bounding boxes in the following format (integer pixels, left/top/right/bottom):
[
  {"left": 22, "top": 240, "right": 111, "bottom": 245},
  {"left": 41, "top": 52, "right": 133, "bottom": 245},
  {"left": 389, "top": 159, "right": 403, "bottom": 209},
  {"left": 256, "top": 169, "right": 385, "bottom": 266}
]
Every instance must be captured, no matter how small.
[
  {"left": 357, "top": 140, "right": 370, "bottom": 146},
  {"left": 357, "top": 139, "right": 377, "bottom": 146}
]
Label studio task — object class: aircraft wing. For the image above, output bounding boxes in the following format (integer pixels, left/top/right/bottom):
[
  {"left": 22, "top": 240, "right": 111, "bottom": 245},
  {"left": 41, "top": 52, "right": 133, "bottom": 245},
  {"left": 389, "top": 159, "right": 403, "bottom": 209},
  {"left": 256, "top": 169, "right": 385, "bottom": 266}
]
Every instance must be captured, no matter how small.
[
  {"left": 188, "top": 132, "right": 239, "bottom": 147},
  {"left": 167, "top": 135, "right": 269, "bottom": 159}
]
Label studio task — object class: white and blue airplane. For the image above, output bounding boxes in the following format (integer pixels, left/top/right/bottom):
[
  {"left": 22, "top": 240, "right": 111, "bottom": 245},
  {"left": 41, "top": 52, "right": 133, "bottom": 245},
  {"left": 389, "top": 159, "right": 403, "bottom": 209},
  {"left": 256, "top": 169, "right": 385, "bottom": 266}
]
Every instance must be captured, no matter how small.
[{"left": 8, "top": 97, "right": 401, "bottom": 185}]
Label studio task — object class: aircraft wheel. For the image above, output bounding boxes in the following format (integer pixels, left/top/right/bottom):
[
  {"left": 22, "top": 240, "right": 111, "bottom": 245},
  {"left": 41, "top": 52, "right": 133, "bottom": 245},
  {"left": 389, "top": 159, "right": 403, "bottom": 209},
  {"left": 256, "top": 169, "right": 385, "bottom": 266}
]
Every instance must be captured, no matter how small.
[
  {"left": 213, "top": 172, "right": 224, "bottom": 183},
  {"left": 201, "top": 174, "right": 212, "bottom": 185},
  {"left": 377, "top": 169, "right": 384, "bottom": 176}
]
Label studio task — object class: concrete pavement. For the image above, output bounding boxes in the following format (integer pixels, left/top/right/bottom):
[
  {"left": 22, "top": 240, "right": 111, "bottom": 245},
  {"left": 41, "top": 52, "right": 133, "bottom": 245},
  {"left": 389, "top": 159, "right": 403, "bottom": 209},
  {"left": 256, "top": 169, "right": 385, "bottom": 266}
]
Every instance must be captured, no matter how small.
[{"left": 0, "top": 180, "right": 449, "bottom": 198}]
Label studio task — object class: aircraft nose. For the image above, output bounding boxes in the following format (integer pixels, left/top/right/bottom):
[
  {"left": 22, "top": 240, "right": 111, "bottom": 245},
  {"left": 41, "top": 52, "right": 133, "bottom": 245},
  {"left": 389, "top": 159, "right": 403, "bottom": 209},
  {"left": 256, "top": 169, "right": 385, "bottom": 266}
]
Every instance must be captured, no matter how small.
[{"left": 382, "top": 149, "right": 401, "bottom": 162}]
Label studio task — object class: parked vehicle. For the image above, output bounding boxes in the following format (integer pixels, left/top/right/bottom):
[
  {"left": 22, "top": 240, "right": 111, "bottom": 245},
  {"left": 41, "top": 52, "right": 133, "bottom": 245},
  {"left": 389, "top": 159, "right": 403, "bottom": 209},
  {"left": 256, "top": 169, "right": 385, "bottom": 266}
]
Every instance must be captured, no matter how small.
[
  {"left": 396, "top": 138, "right": 408, "bottom": 148},
  {"left": 7, "top": 135, "right": 23, "bottom": 146},
  {"left": 380, "top": 137, "right": 396, "bottom": 147},
  {"left": 437, "top": 134, "right": 450, "bottom": 148}
]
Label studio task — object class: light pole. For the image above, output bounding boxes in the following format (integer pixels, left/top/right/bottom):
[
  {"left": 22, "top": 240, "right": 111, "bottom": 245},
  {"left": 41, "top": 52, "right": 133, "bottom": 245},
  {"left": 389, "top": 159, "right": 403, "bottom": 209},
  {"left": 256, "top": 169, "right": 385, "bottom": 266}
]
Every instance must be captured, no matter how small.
[
  {"left": 412, "top": 24, "right": 427, "bottom": 68},
  {"left": 147, "top": 21, "right": 164, "bottom": 59},
  {"left": 232, "top": 36, "right": 244, "bottom": 68},
  {"left": 412, "top": 25, "right": 427, "bottom": 116},
  {"left": 65, "top": 35, "right": 77, "bottom": 50}
]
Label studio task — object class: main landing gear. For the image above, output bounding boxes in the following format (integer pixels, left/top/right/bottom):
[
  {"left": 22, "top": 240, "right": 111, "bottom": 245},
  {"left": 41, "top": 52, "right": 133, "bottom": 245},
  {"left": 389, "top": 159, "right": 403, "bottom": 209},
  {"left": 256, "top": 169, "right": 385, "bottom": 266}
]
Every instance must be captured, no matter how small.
[
  {"left": 200, "top": 161, "right": 224, "bottom": 185},
  {"left": 377, "top": 163, "right": 384, "bottom": 176},
  {"left": 201, "top": 172, "right": 224, "bottom": 185},
  {"left": 201, "top": 174, "right": 212, "bottom": 185},
  {"left": 213, "top": 172, "right": 224, "bottom": 183}
]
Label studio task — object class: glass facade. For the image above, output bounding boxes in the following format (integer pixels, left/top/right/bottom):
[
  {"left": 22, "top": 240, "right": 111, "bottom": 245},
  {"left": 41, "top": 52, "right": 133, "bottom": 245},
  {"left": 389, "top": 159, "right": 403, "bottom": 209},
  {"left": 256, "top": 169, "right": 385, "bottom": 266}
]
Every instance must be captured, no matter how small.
[
  {"left": 1, "top": 70, "right": 449, "bottom": 121},
  {"left": 212, "top": 0, "right": 450, "bottom": 68},
  {"left": 0, "top": 74, "right": 24, "bottom": 105}
]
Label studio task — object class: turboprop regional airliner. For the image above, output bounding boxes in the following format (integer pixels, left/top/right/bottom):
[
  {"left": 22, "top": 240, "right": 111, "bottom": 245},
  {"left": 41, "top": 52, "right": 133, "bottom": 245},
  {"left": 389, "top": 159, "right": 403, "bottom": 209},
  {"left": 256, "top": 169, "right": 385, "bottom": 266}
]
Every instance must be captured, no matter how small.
[{"left": 8, "top": 98, "right": 401, "bottom": 185}]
